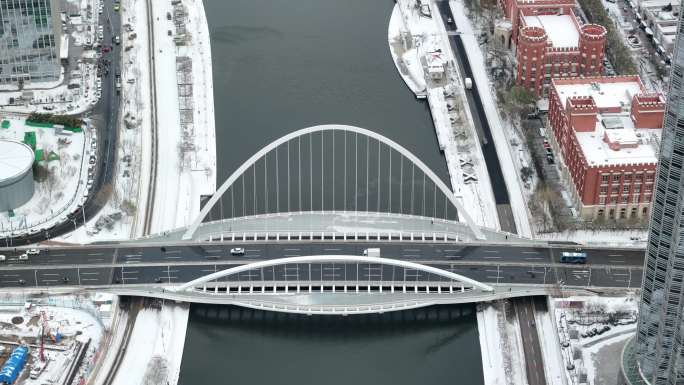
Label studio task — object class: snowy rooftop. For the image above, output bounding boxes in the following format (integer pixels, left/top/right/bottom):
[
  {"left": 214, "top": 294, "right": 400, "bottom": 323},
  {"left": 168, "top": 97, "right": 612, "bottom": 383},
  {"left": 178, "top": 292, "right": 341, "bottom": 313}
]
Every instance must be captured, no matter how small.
[
  {"left": 575, "top": 115, "right": 660, "bottom": 166},
  {"left": 555, "top": 80, "right": 661, "bottom": 166},
  {"left": 0, "top": 140, "right": 33, "bottom": 182},
  {"left": 555, "top": 81, "right": 642, "bottom": 109},
  {"left": 523, "top": 14, "right": 579, "bottom": 48}
]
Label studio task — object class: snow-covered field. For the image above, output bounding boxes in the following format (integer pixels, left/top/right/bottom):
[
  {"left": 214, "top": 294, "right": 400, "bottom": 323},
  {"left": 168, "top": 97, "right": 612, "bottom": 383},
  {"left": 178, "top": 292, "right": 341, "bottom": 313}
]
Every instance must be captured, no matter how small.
[
  {"left": 109, "top": 303, "right": 189, "bottom": 385},
  {"left": 147, "top": 0, "right": 216, "bottom": 234},
  {"left": 0, "top": 117, "right": 90, "bottom": 236}
]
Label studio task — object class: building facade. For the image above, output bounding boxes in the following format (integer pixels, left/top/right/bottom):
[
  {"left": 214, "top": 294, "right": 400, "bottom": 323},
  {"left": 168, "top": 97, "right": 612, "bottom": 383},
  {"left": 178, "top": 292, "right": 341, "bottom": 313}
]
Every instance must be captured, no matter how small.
[
  {"left": 547, "top": 76, "right": 664, "bottom": 220},
  {"left": 516, "top": 13, "right": 607, "bottom": 95},
  {"left": 633, "top": 5, "right": 684, "bottom": 384},
  {"left": 0, "top": 0, "right": 62, "bottom": 86},
  {"left": 499, "top": 0, "right": 607, "bottom": 95}
]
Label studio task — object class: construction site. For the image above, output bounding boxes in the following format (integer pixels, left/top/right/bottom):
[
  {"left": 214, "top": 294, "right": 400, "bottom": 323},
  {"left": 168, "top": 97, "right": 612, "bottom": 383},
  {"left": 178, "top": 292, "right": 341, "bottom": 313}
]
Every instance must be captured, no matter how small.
[{"left": 0, "top": 293, "right": 112, "bottom": 385}]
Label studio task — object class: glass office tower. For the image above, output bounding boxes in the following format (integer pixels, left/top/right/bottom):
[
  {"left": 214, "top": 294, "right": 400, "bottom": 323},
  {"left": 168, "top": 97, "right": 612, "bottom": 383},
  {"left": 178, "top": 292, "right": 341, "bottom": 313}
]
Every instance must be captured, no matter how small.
[
  {"left": 0, "top": 0, "right": 61, "bottom": 85},
  {"left": 635, "top": 3, "right": 684, "bottom": 384}
]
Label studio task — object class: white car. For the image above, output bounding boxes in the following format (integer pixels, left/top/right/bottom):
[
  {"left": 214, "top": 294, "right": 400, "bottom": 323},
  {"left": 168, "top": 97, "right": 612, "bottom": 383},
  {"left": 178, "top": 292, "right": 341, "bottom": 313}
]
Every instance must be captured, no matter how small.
[
  {"left": 26, "top": 248, "right": 40, "bottom": 255},
  {"left": 230, "top": 248, "right": 245, "bottom": 256},
  {"left": 18, "top": 254, "right": 29, "bottom": 261},
  {"left": 0, "top": 255, "right": 5, "bottom": 262}
]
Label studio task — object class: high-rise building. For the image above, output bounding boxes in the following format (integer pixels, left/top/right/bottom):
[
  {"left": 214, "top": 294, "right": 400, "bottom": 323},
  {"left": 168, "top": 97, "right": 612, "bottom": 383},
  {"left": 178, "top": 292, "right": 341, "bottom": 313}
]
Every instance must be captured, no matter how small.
[
  {"left": 619, "top": 4, "right": 684, "bottom": 385},
  {"left": 0, "top": 0, "right": 62, "bottom": 86}
]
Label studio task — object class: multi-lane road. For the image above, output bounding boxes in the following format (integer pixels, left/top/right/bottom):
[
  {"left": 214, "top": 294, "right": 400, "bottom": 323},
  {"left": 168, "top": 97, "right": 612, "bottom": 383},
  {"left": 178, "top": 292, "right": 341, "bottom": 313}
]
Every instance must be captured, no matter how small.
[{"left": 0, "top": 242, "right": 645, "bottom": 288}]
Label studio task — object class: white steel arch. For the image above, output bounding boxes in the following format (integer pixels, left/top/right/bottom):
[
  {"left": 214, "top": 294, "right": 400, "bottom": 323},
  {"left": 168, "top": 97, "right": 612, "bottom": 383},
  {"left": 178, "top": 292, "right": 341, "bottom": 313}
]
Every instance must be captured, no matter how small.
[
  {"left": 173, "top": 255, "right": 495, "bottom": 292},
  {"left": 182, "top": 124, "right": 484, "bottom": 240}
]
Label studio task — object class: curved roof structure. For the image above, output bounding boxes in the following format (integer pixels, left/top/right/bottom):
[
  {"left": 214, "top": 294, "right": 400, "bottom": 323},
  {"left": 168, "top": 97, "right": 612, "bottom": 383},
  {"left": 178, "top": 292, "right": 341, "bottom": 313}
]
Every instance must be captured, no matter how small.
[
  {"left": 0, "top": 140, "right": 34, "bottom": 185},
  {"left": 173, "top": 255, "right": 495, "bottom": 292},
  {"left": 182, "top": 124, "right": 483, "bottom": 240}
]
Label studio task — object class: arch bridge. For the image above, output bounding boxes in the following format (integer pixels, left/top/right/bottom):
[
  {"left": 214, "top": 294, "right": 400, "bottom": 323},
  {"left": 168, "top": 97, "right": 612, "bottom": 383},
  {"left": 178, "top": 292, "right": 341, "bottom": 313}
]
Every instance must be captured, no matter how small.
[
  {"left": 182, "top": 125, "right": 486, "bottom": 241},
  {"left": 156, "top": 255, "right": 512, "bottom": 315}
]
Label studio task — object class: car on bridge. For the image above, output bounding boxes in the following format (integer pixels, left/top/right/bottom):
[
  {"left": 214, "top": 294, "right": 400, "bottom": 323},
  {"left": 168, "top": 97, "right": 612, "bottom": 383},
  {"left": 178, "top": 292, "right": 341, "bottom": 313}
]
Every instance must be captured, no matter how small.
[{"left": 230, "top": 248, "right": 245, "bottom": 256}]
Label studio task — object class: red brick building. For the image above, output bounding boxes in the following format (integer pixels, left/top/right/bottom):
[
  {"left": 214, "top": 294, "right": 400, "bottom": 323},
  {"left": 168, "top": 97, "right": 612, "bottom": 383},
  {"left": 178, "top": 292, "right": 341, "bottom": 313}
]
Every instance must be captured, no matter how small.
[
  {"left": 547, "top": 76, "right": 664, "bottom": 220},
  {"left": 501, "top": 0, "right": 607, "bottom": 95}
]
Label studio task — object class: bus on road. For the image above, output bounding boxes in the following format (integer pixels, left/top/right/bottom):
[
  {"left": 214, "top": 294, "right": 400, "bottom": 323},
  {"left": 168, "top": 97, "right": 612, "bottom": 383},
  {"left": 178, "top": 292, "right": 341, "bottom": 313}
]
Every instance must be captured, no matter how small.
[{"left": 560, "top": 251, "right": 587, "bottom": 264}]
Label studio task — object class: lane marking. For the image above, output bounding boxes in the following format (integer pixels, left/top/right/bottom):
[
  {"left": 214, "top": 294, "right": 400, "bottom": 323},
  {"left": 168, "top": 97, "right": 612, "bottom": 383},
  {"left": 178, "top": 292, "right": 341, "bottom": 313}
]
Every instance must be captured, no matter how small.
[
  {"left": 483, "top": 250, "right": 499, "bottom": 253},
  {"left": 522, "top": 251, "right": 540, "bottom": 254},
  {"left": 484, "top": 256, "right": 501, "bottom": 259},
  {"left": 165, "top": 250, "right": 181, "bottom": 254},
  {"left": 88, "top": 252, "right": 104, "bottom": 256}
]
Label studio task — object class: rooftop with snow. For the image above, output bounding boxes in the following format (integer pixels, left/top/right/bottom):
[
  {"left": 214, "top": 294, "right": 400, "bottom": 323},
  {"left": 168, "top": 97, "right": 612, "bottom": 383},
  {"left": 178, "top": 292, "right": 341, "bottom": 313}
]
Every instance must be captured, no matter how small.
[
  {"left": 522, "top": 14, "right": 579, "bottom": 48},
  {"left": 553, "top": 77, "right": 664, "bottom": 167}
]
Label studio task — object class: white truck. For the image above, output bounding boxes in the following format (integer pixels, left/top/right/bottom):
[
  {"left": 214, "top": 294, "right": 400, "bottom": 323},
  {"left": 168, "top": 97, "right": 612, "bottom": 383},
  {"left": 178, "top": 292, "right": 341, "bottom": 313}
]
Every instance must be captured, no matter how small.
[
  {"left": 464, "top": 77, "right": 473, "bottom": 89},
  {"left": 362, "top": 248, "right": 381, "bottom": 257}
]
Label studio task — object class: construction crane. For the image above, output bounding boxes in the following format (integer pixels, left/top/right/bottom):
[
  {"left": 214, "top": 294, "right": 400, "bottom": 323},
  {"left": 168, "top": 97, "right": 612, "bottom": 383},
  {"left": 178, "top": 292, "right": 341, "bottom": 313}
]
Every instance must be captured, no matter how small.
[{"left": 39, "top": 311, "right": 48, "bottom": 362}]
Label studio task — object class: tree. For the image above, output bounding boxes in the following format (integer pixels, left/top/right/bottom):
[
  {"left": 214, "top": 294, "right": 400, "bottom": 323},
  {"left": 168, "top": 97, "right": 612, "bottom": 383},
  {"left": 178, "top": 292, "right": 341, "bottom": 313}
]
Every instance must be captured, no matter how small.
[{"left": 520, "top": 166, "right": 534, "bottom": 182}]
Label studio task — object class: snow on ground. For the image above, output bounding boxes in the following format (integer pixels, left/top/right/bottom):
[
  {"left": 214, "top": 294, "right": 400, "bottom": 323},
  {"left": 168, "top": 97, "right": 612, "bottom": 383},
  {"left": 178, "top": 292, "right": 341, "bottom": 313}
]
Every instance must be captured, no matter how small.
[
  {"left": 534, "top": 300, "right": 567, "bottom": 385},
  {"left": 58, "top": 0, "right": 152, "bottom": 243},
  {"left": 552, "top": 294, "right": 638, "bottom": 385},
  {"left": 536, "top": 229, "right": 648, "bottom": 247},
  {"left": 449, "top": 0, "right": 533, "bottom": 238},
  {"left": 390, "top": 0, "right": 500, "bottom": 231},
  {"left": 0, "top": 293, "right": 110, "bottom": 385},
  {"left": 0, "top": 117, "right": 90, "bottom": 236},
  {"left": 146, "top": 0, "right": 216, "bottom": 234},
  {"left": 388, "top": 5, "right": 426, "bottom": 96},
  {"left": 477, "top": 301, "right": 527, "bottom": 385},
  {"left": 110, "top": 303, "right": 189, "bottom": 385},
  {"left": 60, "top": 0, "right": 218, "bottom": 243}
]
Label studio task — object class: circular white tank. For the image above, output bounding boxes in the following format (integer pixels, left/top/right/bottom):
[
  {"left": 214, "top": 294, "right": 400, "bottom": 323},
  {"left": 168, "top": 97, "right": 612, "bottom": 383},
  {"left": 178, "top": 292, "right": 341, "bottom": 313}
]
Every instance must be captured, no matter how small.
[{"left": 0, "top": 140, "right": 35, "bottom": 211}]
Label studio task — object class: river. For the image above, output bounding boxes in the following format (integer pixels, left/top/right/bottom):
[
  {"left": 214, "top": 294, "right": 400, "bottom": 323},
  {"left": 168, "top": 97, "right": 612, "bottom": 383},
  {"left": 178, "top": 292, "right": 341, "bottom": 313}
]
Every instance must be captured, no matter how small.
[
  {"left": 178, "top": 0, "right": 484, "bottom": 383},
  {"left": 178, "top": 305, "right": 484, "bottom": 385}
]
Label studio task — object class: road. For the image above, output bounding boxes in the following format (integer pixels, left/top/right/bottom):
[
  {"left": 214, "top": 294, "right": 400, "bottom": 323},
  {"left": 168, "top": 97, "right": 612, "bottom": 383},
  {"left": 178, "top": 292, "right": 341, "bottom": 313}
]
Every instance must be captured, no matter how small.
[
  {"left": 0, "top": 242, "right": 645, "bottom": 288},
  {"left": 514, "top": 297, "right": 547, "bottom": 385},
  {"left": 434, "top": 0, "right": 517, "bottom": 234},
  {"left": 4, "top": 0, "right": 122, "bottom": 247}
]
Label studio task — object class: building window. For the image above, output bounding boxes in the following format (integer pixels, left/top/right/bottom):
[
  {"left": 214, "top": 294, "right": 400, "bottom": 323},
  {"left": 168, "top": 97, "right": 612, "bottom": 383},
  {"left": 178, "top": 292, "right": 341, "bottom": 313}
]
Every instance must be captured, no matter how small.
[
  {"left": 611, "top": 196, "right": 618, "bottom": 204},
  {"left": 620, "top": 208, "right": 627, "bottom": 218},
  {"left": 633, "top": 195, "right": 640, "bottom": 204},
  {"left": 622, "top": 196, "right": 629, "bottom": 204},
  {"left": 643, "top": 207, "right": 649, "bottom": 217},
  {"left": 601, "top": 175, "right": 609, "bottom": 184},
  {"left": 609, "top": 209, "right": 615, "bottom": 219},
  {"left": 631, "top": 208, "right": 638, "bottom": 218},
  {"left": 646, "top": 174, "right": 655, "bottom": 182},
  {"left": 646, "top": 185, "right": 653, "bottom": 192},
  {"left": 599, "top": 196, "right": 606, "bottom": 204},
  {"left": 624, "top": 174, "right": 632, "bottom": 183},
  {"left": 600, "top": 186, "right": 608, "bottom": 194},
  {"left": 612, "top": 186, "right": 619, "bottom": 194},
  {"left": 634, "top": 185, "right": 641, "bottom": 194},
  {"left": 623, "top": 185, "right": 630, "bottom": 194},
  {"left": 635, "top": 173, "right": 643, "bottom": 183},
  {"left": 613, "top": 175, "right": 620, "bottom": 183},
  {"left": 597, "top": 209, "right": 605, "bottom": 217}
]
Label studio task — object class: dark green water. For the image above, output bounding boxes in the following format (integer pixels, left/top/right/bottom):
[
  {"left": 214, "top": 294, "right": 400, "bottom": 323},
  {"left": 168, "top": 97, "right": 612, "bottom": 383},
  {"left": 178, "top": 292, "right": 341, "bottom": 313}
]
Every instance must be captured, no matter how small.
[{"left": 178, "top": 305, "right": 484, "bottom": 385}]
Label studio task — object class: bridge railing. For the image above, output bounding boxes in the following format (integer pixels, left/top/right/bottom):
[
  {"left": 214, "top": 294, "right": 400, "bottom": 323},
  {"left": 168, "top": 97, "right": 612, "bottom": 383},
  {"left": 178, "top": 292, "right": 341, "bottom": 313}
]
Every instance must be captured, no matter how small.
[{"left": 191, "top": 280, "right": 473, "bottom": 295}]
